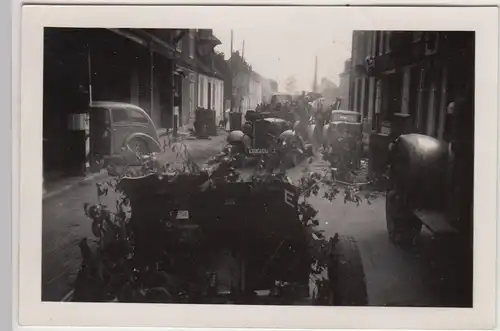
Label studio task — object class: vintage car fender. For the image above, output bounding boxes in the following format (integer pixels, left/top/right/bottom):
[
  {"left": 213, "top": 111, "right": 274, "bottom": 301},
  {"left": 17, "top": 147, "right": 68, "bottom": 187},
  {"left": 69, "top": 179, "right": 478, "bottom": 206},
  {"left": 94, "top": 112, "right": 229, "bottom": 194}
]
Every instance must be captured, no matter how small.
[
  {"left": 322, "top": 123, "right": 331, "bottom": 145},
  {"left": 389, "top": 133, "right": 449, "bottom": 207},
  {"left": 124, "top": 132, "right": 162, "bottom": 153}
]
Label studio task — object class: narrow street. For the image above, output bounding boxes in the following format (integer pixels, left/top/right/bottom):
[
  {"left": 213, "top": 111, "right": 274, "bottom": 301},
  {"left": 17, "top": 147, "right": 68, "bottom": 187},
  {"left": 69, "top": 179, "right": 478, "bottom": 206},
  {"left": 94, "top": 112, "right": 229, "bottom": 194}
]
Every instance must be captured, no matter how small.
[
  {"left": 43, "top": 145, "right": 465, "bottom": 306},
  {"left": 42, "top": 134, "right": 228, "bottom": 301}
]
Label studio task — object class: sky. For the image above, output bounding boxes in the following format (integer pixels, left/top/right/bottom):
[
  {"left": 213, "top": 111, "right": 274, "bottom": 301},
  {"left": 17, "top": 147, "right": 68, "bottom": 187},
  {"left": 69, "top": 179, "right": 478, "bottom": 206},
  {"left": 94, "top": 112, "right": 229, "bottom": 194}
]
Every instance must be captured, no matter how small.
[{"left": 213, "top": 27, "right": 353, "bottom": 93}]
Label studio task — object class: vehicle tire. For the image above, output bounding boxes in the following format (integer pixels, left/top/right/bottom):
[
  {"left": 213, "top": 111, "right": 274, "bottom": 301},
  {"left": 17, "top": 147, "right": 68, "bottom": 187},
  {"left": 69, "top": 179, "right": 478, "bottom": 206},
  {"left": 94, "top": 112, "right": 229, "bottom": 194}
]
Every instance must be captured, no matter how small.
[
  {"left": 127, "top": 138, "right": 150, "bottom": 155},
  {"left": 330, "top": 235, "right": 368, "bottom": 306},
  {"left": 386, "top": 190, "right": 422, "bottom": 248}
]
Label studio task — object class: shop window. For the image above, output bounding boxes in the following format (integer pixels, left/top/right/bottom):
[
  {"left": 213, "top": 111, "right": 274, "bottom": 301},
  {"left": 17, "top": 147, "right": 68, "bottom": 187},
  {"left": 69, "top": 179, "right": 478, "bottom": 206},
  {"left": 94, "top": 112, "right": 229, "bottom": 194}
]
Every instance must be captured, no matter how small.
[
  {"left": 199, "top": 77, "right": 205, "bottom": 107},
  {"left": 207, "top": 82, "right": 212, "bottom": 109}
]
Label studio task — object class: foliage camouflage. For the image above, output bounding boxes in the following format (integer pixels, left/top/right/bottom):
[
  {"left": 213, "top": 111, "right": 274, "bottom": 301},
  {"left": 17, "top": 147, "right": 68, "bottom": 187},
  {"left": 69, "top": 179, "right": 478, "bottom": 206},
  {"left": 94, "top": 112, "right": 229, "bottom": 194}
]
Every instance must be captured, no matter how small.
[{"left": 72, "top": 132, "right": 383, "bottom": 304}]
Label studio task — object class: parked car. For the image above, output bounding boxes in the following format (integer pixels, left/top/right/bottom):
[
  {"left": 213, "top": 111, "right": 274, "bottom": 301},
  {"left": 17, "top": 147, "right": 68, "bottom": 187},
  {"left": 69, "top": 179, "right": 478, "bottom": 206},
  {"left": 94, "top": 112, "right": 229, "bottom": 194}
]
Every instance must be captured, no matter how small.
[
  {"left": 321, "top": 110, "right": 363, "bottom": 170},
  {"left": 88, "top": 101, "right": 162, "bottom": 169}
]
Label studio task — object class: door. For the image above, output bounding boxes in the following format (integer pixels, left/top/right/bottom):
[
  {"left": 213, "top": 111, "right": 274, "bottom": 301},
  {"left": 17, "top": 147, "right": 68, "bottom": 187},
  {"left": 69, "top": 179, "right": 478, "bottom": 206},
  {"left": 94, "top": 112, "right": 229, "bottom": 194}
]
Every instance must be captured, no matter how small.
[
  {"left": 110, "top": 107, "right": 134, "bottom": 155},
  {"left": 207, "top": 82, "right": 212, "bottom": 110},
  {"left": 89, "top": 107, "right": 112, "bottom": 170}
]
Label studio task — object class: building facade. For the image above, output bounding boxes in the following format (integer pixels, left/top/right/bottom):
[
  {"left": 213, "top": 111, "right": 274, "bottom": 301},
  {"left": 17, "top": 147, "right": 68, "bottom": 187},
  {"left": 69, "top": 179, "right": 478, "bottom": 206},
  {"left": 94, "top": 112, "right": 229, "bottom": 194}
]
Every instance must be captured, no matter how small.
[
  {"left": 44, "top": 28, "right": 181, "bottom": 178},
  {"left": 227, "top": 51, "right": 264, "bottom": 115},
  {"left": 43, "top": 28, "right": 226, "bottom": 181},
  {"left": 241, "top": 72, "right": 263, "bottom": 112},
  {"left": 338, "top": 59, "right": 351, "bottom": 108},
  {"left": 349, "top": 31, "right": 475, "bottom": 176},
  {"left": 174, "top": 29, "right": 226, "bottom": 130}
]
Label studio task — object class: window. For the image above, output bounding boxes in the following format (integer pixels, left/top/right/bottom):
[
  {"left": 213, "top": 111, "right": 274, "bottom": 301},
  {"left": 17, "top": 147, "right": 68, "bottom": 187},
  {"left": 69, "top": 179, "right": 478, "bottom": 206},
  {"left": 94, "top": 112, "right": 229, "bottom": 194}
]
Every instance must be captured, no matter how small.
[
  {"left": 207, "top": 82, "right": 212, "bottom": 109},
  {"left": 111, "top": 108, "right": 129, "bottom": 123},
  {"left": 199, "top": 77, "right": 205, "bottom": 107},
  {"left": 127, "top": 108, "right": 150, "bottom": 123},
  {"left": 189, "top": 30, "right": 195, "bottom": 59}
]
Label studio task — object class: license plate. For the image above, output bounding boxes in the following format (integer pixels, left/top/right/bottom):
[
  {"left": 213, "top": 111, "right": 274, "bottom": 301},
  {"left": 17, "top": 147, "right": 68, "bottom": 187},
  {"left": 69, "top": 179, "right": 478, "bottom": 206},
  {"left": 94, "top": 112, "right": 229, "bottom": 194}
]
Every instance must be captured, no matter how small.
[
  {"left": 176, "top": 210, "right": 189, "bottom": 220},
  {"left": 249, "top": 148, "right": 268, "bottom": 155}
]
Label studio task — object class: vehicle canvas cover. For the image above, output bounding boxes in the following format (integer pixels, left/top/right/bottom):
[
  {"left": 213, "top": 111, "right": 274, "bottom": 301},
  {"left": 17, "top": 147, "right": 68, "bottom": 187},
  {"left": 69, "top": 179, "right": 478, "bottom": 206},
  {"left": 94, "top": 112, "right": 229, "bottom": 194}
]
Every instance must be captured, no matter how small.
[
  {"left": 190, "top": 180, "right": 310, "bottom": 287},
  {"left": 328, "top": 111, "right": 362, "bottom": 143},
  {"left": 253, "top": 118, "right": 290, "bottom": 149},
  {"left": 118, "top": 174, "right": 310, "bottom": 293}
]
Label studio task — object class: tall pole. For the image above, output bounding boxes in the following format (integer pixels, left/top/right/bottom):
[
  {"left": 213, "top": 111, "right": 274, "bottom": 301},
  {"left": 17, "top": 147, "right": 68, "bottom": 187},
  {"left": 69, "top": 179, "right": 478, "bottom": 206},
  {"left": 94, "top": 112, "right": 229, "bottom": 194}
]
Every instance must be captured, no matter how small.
[
  {"left": 87, "top": 50, "right": 93, "bottom": 105},
  {"left": 230, "top": 29, "right": 234, "bottom": 112},
  {"left": 241, "top": 39, "right": 246, "bottom": 113},
  {"left": 313, "top": 55, "right": 318, "bottom": 93}
]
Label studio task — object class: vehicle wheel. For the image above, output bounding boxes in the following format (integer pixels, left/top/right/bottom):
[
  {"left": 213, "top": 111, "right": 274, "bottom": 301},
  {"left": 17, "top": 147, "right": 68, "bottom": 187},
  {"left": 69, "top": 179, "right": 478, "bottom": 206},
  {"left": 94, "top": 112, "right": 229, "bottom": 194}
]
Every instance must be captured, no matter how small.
[
  {"left": 330, "top": 235, "right": 368, "bottom": 306},
  {"left": 386, "top": 190, "right": 422, "bottom": 248},
  {"left": 128, "top": 138, "right": 150, "bottom": 155}
]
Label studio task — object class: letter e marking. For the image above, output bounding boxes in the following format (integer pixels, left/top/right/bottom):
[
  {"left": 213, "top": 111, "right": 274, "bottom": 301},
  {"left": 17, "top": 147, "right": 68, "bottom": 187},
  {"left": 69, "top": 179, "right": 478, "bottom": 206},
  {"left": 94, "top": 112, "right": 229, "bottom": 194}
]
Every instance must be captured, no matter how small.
[{"left": 284, "top": 189, "right": 295, "bottom": 208}]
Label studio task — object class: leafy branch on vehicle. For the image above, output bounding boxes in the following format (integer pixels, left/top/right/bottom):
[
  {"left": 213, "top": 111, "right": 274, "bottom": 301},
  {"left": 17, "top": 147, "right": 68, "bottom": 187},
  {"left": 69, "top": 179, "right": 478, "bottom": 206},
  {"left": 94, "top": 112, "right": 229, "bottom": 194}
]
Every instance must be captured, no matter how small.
[{"left": 72, "top": 129, "right": 381, "bottom": 303}]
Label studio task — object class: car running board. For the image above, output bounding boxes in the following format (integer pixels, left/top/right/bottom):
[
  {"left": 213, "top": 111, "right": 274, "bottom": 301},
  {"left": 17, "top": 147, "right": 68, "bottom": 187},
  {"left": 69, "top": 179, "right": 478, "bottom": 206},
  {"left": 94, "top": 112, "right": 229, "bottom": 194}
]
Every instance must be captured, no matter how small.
[{"left": 413, "top": 209, "right": 458, "bottom": 235}]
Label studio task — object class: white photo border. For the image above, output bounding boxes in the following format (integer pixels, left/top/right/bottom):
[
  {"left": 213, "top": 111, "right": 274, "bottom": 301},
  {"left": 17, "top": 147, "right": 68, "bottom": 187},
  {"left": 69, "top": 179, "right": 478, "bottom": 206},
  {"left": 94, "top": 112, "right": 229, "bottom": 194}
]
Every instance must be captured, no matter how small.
[{"left": 15, "top": 4, "right": 499, "bottom": 330}]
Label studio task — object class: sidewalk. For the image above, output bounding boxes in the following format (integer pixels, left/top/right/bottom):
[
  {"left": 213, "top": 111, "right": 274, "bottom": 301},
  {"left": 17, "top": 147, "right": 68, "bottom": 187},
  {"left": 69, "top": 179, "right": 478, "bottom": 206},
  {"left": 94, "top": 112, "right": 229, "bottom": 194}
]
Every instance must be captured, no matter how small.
[
  {"left": 43, "top": 132, "right": 227, "bottom": 200},
  {"left": 42, "top": 132, "right": 227, "bottom": 302}
]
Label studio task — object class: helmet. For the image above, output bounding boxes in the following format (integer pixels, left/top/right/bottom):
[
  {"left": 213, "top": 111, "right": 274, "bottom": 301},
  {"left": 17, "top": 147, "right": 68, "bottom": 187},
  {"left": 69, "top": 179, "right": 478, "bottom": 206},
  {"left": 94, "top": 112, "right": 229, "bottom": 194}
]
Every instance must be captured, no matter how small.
[
  {"left": 227, "top": 130, "right": 252, "bottom": 151},
  {"left": 227, "top": 130, "right": 245, "bottom": 144},
  {"left": 279, "top": 129, "right": 297, "bottom": 143},
  {"left": 242, "top": 121, "right": 253, "bottom": 136}
]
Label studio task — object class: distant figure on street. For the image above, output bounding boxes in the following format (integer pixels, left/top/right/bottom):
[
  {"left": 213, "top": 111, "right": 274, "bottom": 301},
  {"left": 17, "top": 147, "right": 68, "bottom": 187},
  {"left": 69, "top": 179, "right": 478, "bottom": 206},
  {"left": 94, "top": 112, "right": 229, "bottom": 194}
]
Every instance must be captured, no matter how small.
[{"left": 333, "top": 97, "right": 342, "bottom": 110}]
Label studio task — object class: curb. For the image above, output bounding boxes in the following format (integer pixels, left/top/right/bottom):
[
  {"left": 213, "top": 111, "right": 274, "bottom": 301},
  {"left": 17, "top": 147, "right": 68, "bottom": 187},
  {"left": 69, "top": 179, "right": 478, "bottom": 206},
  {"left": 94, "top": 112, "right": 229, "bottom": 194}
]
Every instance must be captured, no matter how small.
[
  {"left": 43, "top": 171, "right": 109, "bottom": 201},
  {"left": 43, "top": 134, "right": 227, "bottom": 201}
]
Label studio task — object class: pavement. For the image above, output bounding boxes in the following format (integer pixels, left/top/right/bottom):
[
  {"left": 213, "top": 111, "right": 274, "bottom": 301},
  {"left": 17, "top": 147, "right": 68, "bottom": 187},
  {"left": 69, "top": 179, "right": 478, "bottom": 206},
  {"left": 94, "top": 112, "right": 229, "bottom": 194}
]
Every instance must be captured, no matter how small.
[{"left": 42, "top": 132, "right": 228, "bottom": 301}]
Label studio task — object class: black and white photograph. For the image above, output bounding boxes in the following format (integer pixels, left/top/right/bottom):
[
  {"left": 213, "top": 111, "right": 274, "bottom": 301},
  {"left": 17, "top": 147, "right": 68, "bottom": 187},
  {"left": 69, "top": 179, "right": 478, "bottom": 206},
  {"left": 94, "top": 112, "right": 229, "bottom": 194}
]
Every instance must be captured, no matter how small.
[{"left": 17, "top": 4, "right": 498, "bottom": 330}]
